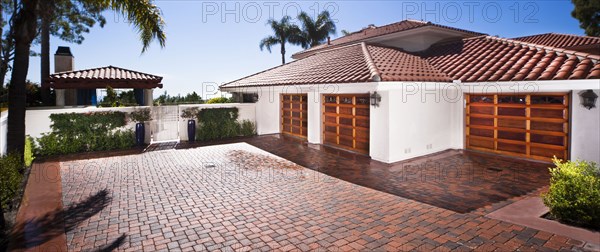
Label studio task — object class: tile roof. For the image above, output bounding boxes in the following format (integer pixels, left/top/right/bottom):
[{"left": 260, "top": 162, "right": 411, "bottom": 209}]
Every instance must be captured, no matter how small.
[
  {"left": 512, "top": 33, "right": 600, "bottom": 53},
  {"left": 49, "top": 65, "right": 163, "bottom": 81},
  {"left": 292, "top": 20, "right": 484, "bottom": 59},
  {"left": 45, "top": 66, "right": 163, "bottom": 89},
  {"left": 422, "top": 36, "right": 600, "bottom": 82},
  {"left": 220, "top": 43, "right": 450, "bottom": 88}
]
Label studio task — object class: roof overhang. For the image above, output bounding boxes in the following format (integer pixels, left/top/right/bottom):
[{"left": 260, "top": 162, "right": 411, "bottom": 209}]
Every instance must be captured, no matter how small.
[{"left": 43, "top": 79, "right": 163, "bottom": 89}]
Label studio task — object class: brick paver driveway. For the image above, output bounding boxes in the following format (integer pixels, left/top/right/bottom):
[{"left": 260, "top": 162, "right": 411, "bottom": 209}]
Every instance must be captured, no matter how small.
[{"left": 61, "top": 143, "right": 589, "bottom": 251}]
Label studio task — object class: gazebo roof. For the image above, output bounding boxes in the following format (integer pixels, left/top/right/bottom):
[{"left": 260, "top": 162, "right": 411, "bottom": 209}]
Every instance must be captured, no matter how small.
[{"left": 43, "top": 65, "right": 163, "bottom": 89}]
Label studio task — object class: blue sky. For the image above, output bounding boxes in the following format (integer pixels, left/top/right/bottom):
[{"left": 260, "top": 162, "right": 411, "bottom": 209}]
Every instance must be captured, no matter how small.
[{"left": 24, "top": 0, "right": 584, "bottom": 99}]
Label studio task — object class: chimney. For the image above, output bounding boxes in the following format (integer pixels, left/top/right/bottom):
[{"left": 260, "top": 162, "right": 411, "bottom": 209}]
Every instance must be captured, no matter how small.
[
  {"left": 327, "top": 36, "right": 331, "bottom": 45},
  {"left": 54, "top": 46, "right": 74, "bottom": 73}
]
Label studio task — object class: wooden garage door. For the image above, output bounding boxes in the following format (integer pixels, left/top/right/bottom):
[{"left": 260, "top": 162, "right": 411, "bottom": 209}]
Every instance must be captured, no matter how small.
[
  {"left": 281, "top": 94, "right": 307, "bottom": 138},
  {"left": 466, "top": 94, "right": 569, "bottom": 161},
  {"left": 323, "top": 94, "right": 370, "bottom": 154}
]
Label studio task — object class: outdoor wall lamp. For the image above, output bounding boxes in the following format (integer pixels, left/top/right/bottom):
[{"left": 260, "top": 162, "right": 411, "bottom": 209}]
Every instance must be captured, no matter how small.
[
  {"left": 580, "top": 90, "right": 598, "bottom": 110},
  {"left": 370, "top": 92, "right": 381, "bottom": 107}
]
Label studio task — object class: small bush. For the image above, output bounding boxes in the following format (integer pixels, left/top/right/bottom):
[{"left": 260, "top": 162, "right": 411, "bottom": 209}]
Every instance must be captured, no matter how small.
[
  {"left": 181, "top": 107, "right": 200, "bottom": 120},
  {"left": 543, "top": 158, "right": 600, "bottom": 229},
  {"left": 239, "top": 120, "right": 256, "bottom": 136},
  {"left": 205, "top": 97, "right": 231, "bottom": 104},
  {"left": 129, "top": 108, "right": 152, "bottom": 123},
  {"left": 24, "top": 136, "right": 35, "bottom": 167},
  {"left": 0, "top": 154, "right": 24, "bottom": 210}
]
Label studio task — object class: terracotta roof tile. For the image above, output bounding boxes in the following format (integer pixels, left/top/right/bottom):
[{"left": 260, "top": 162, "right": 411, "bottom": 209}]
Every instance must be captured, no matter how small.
[
  {"left": 49, "top": 65, "right": 163, "bottom": 82},
  {"left": 45, "top": 66, "right": 163, "bottom": 89},
  {"left": 513, "top": 33, "right": 600, "bottom": 54},
  {"left": 221, "top": 43, "right": 451, "bottom": 88},
  {"left": 292, "top": 20, "right": 484, "bottom": 59},
  {"left": 422, "top": 36, "right": 600, "bottom": 82}
]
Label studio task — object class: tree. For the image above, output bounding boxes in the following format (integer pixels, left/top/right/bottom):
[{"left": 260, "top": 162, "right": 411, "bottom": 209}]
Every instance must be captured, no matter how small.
[
  {"left": 571, "top": 0, "right": 600, "bottom": 36},
  {"left": 5, "top": 0, "right": 166, "bottom": 156},
  {"left": 259, "top": 16, "right": 302, "bottom": 65},
  {"left": 296, "top": 11, "right": 336, "bottom": 49},
  {"left": 341, "top": 29, "right": 351, "bottom": 36}
]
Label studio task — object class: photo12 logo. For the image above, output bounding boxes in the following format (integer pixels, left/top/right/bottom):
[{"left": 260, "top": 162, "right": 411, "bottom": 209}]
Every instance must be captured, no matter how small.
[
  {"left": 201, "top": 1, "right": 339, "bottom": 23},
  {"left": 401, "top": 1, "right": 539, "bottom": 23}
]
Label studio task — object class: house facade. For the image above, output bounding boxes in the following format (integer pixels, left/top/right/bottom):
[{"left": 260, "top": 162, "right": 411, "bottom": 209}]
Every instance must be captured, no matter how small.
[{"left": 220, "top": 20, "right": 600, "bottom": 164}]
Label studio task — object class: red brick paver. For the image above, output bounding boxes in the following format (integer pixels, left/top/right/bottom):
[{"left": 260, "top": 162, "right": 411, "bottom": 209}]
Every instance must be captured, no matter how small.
[{"left": 60, "top": 143, "right": 593, "bottom": 251}]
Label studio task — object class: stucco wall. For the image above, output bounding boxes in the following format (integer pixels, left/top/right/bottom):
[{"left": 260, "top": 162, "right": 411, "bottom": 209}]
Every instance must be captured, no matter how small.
[
  {"left": 570, "top": 89, "right": 600, "bottom": 163},
  {"left": 385, "top": 85, "right": 462, "bottom": 163},
  {"left": 0, "top": 112, "right": 7, "bottom": 156},
  {"left": 25, "top": 104, "right": 256, "bottom": 144}
]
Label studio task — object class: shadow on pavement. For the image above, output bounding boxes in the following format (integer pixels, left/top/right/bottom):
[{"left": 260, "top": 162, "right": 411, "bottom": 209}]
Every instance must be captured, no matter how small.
[{"left": 9, "top": 189, "right": 126, "bottom": 251}]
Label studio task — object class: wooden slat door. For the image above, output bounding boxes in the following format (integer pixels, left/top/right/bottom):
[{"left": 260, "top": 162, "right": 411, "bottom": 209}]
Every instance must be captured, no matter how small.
[
  {"left": 281, "top": 94, "right": 307, "bottom": 138},
  {"left": 466, "top": 93, "right": 569, "bottom": 161},
  {"left": 322, "top": 94, "right": 370, "bottom": 154}
]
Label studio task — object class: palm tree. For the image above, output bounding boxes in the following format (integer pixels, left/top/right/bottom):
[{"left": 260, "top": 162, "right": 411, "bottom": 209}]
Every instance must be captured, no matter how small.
[
  {"left": 259, "top": 16, "right": 302, "bottom": 65},
  {"left": 297, "top": 11, "right": 337, "bottom": 49},
  {"left": 6, "top": 0, "right": 166, "bottom": 156}
]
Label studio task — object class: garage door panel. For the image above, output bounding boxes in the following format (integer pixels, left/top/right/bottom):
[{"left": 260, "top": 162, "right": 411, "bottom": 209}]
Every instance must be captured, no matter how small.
[
  {"left": 497, "top": 142, "right": 526, "bottom": 154},
  {"left": 498, "top": 107, "right": 526, "bottom": 116},
  {"left": 470, "top": 106, "right": 494, "bottom": 115},
  {"left": 530, "top": 134, "right": 565, "bottom": 146},
  {"left": 469, "top": 137, "right": 495, "bottom": 149},
  {"left": 498, "top": 118, "right": 526, "bottom": 129},
  {"left": 498, "top": 130, "right": 526, "bottom": 141},
  {"left": 466, "top": 93, "right": 569, "bottom": 161},
  {"left": 281, "top": 94, "right": 307, "bottom": 138},
  {"left": 322, "top": 94, "right": 370, "bottom": 154},
  {"left": 470, "top": 117, "right": 494, "bottom": 126},
  {"left": 530, "top": 121, "right": 564, "bottom": 132},
  {"left": 530, "top": 108, "right": 565, "bottom": 118}
]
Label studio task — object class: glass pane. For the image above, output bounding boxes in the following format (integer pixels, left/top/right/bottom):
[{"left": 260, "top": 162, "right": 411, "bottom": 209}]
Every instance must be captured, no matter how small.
[
  {"left": 469, "top": 95, "right": 493, "bottom": 103},
  {"left": 531, "top": 96, "right": 564, "bottom": 104},
  {"left": 325, "top": 96, "right": 336, "bottom": 103},
  {"left": 341, "top": 97, "right": 353, "bottom": 104},
  {"left": 498, "top": 96, "right": 526, "bottom": 104},
  {"left": 357, "top": 97, "right": 369, "bottom": 105}
]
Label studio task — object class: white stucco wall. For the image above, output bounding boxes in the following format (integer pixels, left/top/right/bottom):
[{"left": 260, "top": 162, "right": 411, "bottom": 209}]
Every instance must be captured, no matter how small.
[
  {"left": 383, "top": 83, "right": 463, "bottom": 163},
  {"left": 25, "top": 104, "right": 256, "bottom": 144},
  {"left": 570, "top": 89, "right": 600, "bottom": 163},
  {"left": 0, "top": 112, "right": 7, "bottom": 156}
]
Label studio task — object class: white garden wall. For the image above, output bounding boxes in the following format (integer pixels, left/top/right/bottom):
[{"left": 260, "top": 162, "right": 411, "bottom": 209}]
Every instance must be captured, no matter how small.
[
  {"left": 177, "top": 103, "right": 256, "bottom": 141},
  {"left": 0, "top": 112, "right": 7, "bottom": 156},
  {"left": 570, "top": 89, "right": 600, "bottom": 164},
  {"left": 24, "top": 103, "right": 256, "bottom": 144}
]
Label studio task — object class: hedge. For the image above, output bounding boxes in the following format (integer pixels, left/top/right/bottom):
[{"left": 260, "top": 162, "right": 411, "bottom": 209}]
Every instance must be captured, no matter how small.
[
  {"left": 36, "top": 111, "right": 135, "bottom": 156},
  {"left": 196, "top": 108, "right": 256, "bottom": 141}
]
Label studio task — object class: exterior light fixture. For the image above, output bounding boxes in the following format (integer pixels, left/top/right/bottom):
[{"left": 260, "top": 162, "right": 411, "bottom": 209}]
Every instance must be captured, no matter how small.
[
  {"left": 580, "top": 90, "right": 598, "bottom": 110},
  {"left": 370, "top": 92, "right": 381, "bottom": 107}
]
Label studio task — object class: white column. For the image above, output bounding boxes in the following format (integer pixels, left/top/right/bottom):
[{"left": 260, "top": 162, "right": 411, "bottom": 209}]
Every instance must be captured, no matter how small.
[
  {"left": 144, "top": 89, "right": 153, "bottom": 106},
  {"left": 55, "top": 89, "right": 65, "bottom": 106},
  {"left": 306, "top": 92, "right": 321, "bottom": 144}
]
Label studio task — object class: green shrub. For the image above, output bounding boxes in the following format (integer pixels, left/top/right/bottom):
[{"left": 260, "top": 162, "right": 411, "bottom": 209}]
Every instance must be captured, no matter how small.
[
  {"left": 0, "top": 154, "right": 24, "bottom": 209},
  {"left": 24, "top": 136, "right": 35, "bottom": 167},
  {"left": 205, "top": 97, "right": 231, "bottom": 104},
  {"left": 239, "top": 120, "right": 256, "bottom": 136},
  {"left": 543, "top": 158, "right": 600, "bottom": 229},
  {"left": 181, "top": 107, "right": 200, "bottom": 120},
  {"left": 129, "top": 108, "right": 152, "bottom": 123},
  {"left": 36, "top": 111, "right": 135, "bottom": 156},
  {"left": 196, "top": 108, "right": 240, "bottom": 141}
]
